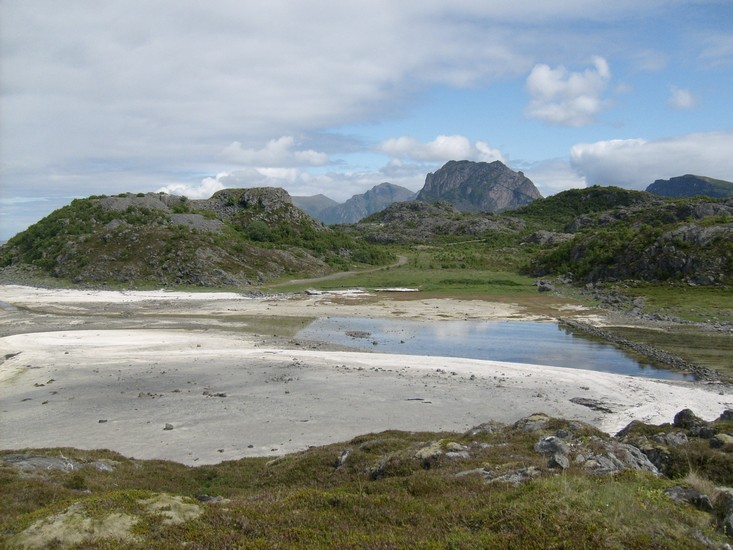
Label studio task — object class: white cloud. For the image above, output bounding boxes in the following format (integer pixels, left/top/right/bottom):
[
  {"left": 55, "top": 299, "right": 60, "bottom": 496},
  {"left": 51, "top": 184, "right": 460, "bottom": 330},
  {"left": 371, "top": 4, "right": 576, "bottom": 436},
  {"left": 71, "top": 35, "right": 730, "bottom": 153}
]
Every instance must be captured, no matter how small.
[
  {"left": 521, "top": 158, "right": 587, "bottom": 196},
  {"left": 524, "top": 56, "right": 612, "bottom": 126},
  {"left": 570, "top": 131, "right": 733, "bottom": 188},
  {"left": 158, "top": 176, "right": 227, "bottom": 199},
  {"left": 700, "top": 33, "right": 733, "bottom": 67},
  {"left": 221, "top": 137, "right": 329, "bottom": 167},
  {"left": 668, "top": 86, "right": 697, "bottom": 110},
  {"left": 380, "top": 135, "right": 505, "bottom": 163}
]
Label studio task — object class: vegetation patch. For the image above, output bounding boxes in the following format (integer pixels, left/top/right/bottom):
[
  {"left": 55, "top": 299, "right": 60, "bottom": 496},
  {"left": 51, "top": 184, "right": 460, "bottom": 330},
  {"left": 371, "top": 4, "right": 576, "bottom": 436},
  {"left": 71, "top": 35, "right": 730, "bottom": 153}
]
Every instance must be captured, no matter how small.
[{"left": 2, "top": 411, "right": 732, "bottom": 548}]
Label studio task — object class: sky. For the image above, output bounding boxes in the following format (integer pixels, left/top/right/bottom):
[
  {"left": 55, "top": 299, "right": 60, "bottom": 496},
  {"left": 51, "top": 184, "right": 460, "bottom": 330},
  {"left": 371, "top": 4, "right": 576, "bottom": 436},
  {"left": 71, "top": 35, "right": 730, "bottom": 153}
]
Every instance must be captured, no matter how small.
[{"left": 2, "top": 1, "right": 733, "bottom": 240}]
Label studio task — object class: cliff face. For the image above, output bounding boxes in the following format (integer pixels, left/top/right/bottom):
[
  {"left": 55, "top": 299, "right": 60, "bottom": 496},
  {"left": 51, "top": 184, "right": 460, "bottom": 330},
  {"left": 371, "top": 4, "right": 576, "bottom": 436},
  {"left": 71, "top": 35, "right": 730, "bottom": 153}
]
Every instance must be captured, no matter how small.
[
  {"left": 646, "top": 175, "right": 733, "bottom": 199},
  {"left": 318, "top": 183, "right": 416, "bottom": 224},
  {"left": 416, "top": 160, "right": 542, "bottom": 213}
]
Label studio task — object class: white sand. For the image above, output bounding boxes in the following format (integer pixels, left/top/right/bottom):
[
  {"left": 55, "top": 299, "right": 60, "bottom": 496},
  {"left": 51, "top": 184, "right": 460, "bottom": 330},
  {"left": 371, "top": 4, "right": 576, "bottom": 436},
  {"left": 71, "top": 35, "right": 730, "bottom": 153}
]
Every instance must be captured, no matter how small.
[{"left": 1, "top": 285, "right": 731, "bottom": 465}]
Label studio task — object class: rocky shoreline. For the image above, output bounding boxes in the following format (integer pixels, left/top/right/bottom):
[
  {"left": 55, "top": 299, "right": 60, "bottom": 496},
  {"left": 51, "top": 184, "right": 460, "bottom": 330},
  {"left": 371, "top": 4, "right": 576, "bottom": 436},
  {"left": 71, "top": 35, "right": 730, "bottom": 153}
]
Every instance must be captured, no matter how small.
[{"left": 559, "top": 318, "right": 724, "bottom": 382}]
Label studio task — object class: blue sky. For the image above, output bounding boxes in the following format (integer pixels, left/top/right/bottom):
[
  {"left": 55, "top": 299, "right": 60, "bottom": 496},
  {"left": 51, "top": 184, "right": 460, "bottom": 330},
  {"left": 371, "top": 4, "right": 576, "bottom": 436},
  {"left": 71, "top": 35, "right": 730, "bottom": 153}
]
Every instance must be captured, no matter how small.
[{"left": 1, "top": 1, "right": 732, "bottom": 240}]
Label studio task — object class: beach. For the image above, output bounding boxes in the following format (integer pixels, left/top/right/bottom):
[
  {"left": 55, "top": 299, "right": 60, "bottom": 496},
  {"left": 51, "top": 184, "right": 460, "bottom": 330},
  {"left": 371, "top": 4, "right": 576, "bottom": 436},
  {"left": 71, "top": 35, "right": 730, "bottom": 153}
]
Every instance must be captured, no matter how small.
[{"left": 1, "top": 284, "right": 730, "bottom": 465}]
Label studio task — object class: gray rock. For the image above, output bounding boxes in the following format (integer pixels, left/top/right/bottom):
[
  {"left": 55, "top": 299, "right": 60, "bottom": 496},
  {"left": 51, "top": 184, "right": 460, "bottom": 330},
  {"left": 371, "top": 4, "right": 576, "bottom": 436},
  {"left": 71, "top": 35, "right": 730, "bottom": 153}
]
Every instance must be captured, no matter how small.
[
  {"left": 164, "top": 423, "right": 174, "bottom": 431},
  {"left": 536, "top": 280, "right": 554, "bottom": 293},
  {"left": 582, "top": 438, "right": 659, "bottom": 476},
  {"left": 1, "top": 454, "right": 116, "bottom": 472},
  {"left": 673, "top": 408, "right": 707, "bottom": 430},
  {"left": 336, "top": 449, "right": 352, "bottom": 468},
  {"left": 664, "top": 485, "right": 714, "bottom": 512},
  {"left": 718, "top": 410, "right": 733, "bottom": 422},
  {"left": 534, "top": 435, "right": 570, "bottom": 456},
  {"left": 465, "top": 420, "right": 506, "bottom": 436},
  {"left": 652, "top": 432, "right": 689, "bottom": 446},
  {"left": 445, "top": 451, "right": 471, "bottom": 460},
  {"left": 513, "top": 413, "right": 551, "bottom": 432},
  {"left": 710, "top": 433, "right": 733, "bottom": 448},
  {"left": 486, "top": 466, "right": 541, "bottom": 486},
  {"left": 548, "top": 453, "right": 570, "bottom": 470}
]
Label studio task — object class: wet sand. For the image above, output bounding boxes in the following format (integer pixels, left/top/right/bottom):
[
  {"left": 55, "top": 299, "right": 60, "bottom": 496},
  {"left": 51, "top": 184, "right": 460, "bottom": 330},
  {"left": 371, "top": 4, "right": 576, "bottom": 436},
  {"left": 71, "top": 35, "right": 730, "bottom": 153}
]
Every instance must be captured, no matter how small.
[{"left": 1, "top": 285, "right": 730, "bottom": 465}]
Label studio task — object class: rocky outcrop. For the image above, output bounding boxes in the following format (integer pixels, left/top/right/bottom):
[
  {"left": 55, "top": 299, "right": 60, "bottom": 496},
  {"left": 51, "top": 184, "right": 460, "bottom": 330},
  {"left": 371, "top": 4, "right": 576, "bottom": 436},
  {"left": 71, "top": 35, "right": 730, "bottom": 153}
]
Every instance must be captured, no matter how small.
[
  {"left": 355, "top": 200, "right": 524, "bottom": 244},
  {"left": 416, "top": 160, "right": 542, "bottom": 213},
  {"left": 317, "top": 183, "right": 416, "bottom": 224},
  {"left": 646, "top": 174, "right": 733, "bottom": 199}
]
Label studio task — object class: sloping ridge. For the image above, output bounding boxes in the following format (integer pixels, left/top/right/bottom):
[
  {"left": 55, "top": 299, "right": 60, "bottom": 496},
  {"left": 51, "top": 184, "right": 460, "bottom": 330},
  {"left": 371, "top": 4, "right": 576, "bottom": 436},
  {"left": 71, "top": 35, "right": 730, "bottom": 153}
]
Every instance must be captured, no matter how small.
[
  {"left": 646, "top": 174, "right": 733, "bottom": 198},
  {"left": 318, "top": 183, "right": 416, "bottom": 224}
]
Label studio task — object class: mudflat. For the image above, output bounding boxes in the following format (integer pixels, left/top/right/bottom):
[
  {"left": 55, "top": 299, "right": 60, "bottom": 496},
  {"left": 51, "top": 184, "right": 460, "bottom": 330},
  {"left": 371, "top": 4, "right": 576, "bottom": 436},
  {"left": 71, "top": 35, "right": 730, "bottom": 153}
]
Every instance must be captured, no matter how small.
[{"left": 1, "top": 285, "right": 730, "bottom": 465}]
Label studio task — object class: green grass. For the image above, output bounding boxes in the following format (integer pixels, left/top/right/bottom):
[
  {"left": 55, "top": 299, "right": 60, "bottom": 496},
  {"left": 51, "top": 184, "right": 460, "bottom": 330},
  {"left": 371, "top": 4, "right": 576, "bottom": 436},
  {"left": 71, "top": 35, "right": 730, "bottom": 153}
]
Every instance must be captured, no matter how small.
[
  {"left": 620, "top": 283, "right": 733, "bottom": 323},
  {"left": 2, "top": 417, "right": 731, "bottom": 549}
]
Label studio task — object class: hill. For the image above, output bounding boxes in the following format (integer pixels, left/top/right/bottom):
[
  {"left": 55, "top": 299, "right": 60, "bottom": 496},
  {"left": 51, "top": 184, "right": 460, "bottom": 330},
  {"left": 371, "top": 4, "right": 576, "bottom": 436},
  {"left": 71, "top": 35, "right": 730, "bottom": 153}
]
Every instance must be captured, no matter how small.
[
  {"left": 647, "top": 174, "right": 733, "bottom": 199},
  {"left": 0, "top": 188, "right": 392, "bottom": 286},
  {"left": 291, "top": 194, "right": 339, "bottom": 219},
  {"left": 416, "top": 160, "right": 542, "bottom": 212},
  {"left": 317, "top": 182, "right": 416, "bottom": 224},
  {"left": 527, "top": 190, "right": 733, "bottom": 285}
]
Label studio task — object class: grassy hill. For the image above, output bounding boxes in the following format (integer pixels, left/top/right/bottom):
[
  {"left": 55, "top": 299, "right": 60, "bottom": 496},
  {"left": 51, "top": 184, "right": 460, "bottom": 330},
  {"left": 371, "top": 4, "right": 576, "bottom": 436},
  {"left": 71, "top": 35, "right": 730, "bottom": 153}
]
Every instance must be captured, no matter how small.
[{"left": 0, "top": 189, "right": 392, "bottom": 287}]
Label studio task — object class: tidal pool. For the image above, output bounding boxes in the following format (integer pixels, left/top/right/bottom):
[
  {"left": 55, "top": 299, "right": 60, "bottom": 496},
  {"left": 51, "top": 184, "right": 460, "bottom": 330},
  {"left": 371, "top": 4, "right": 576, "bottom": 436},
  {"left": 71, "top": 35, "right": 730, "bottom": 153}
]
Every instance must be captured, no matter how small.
[{"left": 296, "top": 317, "right": 691, "bottom": 381}]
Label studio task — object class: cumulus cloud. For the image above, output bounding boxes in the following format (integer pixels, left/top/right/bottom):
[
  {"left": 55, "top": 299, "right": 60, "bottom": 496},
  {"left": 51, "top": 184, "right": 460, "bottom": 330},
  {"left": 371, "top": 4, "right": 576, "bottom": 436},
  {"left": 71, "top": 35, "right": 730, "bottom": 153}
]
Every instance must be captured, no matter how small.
[
  {"left": 570, "top": 131, "right": 733, "bottom": 188},
  {"left": 521, "top": 158, "right": 587, "bottom": 196},
  {"left": 667, "top": 86, "right": 697, "bottom": 110},
  {"left": 524, "top": 56, "right": 612, "bottom": 126},
  {"left": 221, "top": 137, "right": 329, "bottom": 166},
  {"left": 380, "top": 135, "right": 505, "bottom": 163}
]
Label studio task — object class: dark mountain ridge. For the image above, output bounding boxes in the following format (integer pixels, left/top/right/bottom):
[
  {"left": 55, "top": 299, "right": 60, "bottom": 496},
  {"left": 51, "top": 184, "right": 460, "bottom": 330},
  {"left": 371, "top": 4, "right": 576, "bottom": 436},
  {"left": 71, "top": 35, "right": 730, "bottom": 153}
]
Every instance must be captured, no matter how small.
[{"left": 317, "top": 182, "right": 416, "bottom": 224}]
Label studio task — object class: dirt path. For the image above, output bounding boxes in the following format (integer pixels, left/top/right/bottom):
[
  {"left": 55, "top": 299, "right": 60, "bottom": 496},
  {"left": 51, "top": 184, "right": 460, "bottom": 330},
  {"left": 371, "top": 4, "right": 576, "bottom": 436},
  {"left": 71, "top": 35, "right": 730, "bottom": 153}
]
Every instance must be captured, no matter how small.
[{"left": 271, "top": 254, "right": 408, "bottom": 288}]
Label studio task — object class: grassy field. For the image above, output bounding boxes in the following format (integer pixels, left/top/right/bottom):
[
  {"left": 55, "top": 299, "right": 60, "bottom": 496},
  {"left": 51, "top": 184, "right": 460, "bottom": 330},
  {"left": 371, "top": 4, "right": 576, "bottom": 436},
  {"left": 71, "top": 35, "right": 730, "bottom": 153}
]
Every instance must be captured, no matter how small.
[{"left": 3, "top": 415, "right": 731, "bottom": 548}]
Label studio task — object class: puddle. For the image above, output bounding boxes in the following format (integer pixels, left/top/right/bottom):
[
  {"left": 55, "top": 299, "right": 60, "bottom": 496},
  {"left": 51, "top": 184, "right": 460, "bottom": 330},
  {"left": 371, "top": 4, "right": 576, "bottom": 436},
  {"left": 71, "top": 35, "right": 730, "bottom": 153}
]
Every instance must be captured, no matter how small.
[{"left": 296, "top": 317, "right": 691, "bottom": 381}]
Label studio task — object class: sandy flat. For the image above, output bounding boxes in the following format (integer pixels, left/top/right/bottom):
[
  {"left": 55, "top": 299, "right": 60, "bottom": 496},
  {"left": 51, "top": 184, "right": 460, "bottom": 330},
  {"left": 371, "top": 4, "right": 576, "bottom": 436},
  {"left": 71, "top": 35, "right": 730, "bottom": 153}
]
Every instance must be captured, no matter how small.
[{"left": 1, "top": 285, "right": 731, "bottom": 465}]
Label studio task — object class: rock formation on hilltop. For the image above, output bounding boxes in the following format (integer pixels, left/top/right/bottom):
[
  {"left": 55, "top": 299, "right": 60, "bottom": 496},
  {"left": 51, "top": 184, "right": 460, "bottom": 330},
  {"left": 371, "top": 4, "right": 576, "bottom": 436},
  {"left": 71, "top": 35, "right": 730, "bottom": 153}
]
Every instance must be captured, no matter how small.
[
  {"left": 317, "top": 183, "right": 416, "bottom": 224},
  {"left": 646, "top": 174, "right": 733, "bottom": 199},
  {"left": 416, "top": 160, "right": 542, "bottom": 213}
]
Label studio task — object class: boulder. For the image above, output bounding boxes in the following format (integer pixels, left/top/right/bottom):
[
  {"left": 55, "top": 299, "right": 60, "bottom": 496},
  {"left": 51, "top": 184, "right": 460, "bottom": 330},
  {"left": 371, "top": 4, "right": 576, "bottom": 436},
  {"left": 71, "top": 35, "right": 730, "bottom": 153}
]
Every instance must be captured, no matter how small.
[{"left": 673, "top": 409, "right": 706, "bottom": 430}]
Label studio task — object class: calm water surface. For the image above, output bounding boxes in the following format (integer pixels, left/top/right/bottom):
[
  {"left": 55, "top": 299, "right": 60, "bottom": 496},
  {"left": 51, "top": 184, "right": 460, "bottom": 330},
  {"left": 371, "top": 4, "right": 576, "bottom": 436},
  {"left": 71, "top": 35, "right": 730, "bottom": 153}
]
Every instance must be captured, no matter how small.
[{"left": 296, "top": 317, "right": 690, "bottom": 381}]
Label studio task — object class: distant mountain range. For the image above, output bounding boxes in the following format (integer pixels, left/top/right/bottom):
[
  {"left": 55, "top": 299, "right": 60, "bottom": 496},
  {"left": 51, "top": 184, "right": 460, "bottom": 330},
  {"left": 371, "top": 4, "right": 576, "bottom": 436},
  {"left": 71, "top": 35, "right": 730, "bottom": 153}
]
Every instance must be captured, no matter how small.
[
  {"left": 295, "top": 161, "right": 542, "bottom": 224},
  {"left": 646, "top": 175, "right": 733, "bottom": 198},
  {"left": 294, "top": 183, "right": 416, "bottom": 224}
]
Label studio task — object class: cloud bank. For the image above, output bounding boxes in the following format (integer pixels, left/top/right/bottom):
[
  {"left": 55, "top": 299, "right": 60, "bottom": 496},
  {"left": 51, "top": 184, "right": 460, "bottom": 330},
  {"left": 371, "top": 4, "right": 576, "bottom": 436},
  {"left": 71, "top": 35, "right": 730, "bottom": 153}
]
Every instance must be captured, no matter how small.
[{"left": 570, "top": 131, "right": 733, "bottom": 188}]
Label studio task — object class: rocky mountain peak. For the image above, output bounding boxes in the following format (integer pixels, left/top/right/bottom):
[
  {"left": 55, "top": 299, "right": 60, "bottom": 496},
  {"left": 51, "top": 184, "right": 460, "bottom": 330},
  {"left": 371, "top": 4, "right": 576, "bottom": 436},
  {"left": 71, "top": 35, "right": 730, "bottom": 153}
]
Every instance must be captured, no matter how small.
[
  {"left": 314, "top": 182, "right": 416, "bottom": 224},
  {"left": 416, "top": 160, "right": 542, "bottom": 213}
]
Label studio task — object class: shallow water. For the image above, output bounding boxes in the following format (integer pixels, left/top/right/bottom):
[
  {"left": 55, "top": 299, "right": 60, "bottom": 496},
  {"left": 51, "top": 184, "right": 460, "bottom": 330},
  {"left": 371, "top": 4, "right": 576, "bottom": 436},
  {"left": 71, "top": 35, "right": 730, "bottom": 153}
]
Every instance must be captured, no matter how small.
[{"left": 296, "top": 317, "right": 691, "bottom": 381}]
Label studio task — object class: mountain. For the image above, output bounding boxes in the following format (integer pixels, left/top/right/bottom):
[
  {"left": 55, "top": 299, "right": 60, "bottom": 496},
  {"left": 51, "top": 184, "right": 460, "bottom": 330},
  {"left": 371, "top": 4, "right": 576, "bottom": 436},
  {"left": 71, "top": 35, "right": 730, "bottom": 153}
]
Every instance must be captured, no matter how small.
[
  {"left": 646, "top": 175, "right": 733, "bottom": 198},
  {"left": 416, "top": 160, "right": 542, "bottom": 213},
  {"left": 0, "top": 188, "right": 392, "bottom": 286},
  {"left": 291, "top": 194, "right": 339, "bottom": 219},
  {"left": 317, "top": 183, "right": 416, "bottom": 224}
]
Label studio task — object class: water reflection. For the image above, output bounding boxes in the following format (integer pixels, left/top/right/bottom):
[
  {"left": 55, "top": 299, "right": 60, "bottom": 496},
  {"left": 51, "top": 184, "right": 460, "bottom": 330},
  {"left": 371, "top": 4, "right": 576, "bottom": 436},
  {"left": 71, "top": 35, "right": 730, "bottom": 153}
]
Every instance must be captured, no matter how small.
[{"left": 296, "top": 317, "right": 690, "bottom": 381}]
